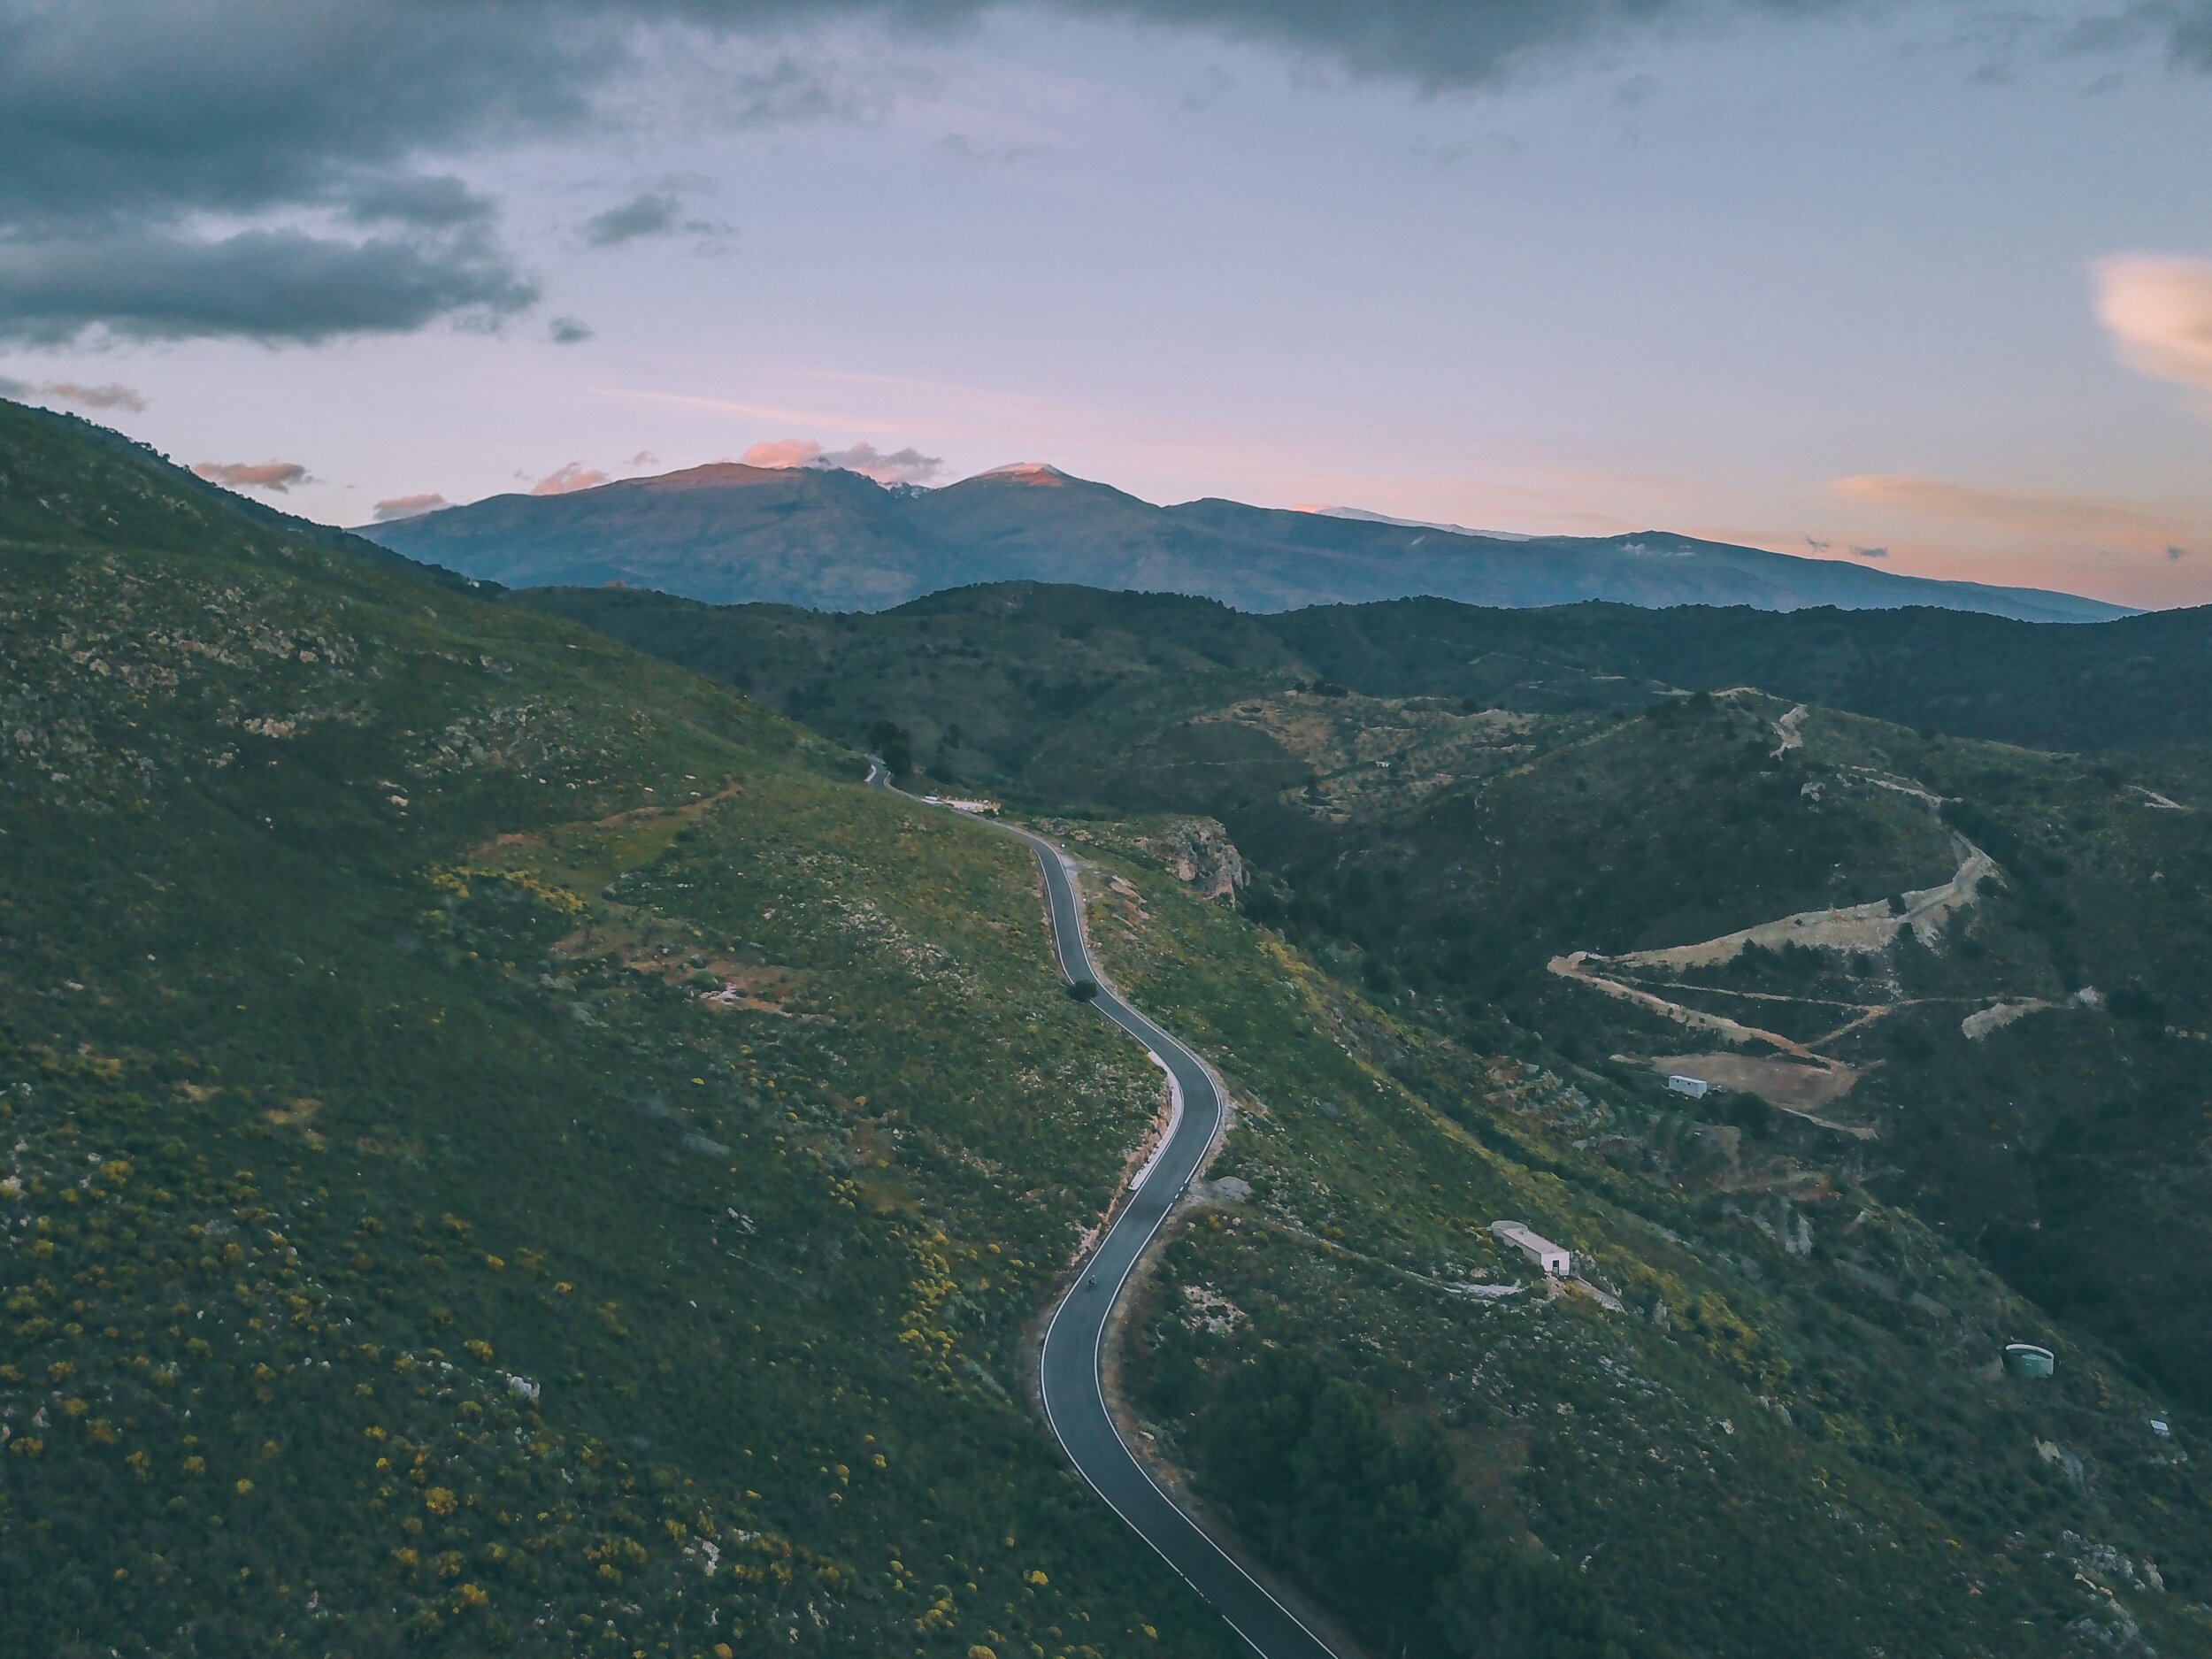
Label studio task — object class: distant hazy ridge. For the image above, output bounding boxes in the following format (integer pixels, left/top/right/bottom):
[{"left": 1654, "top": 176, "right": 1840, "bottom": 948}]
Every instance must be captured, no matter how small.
[{"left": 364, "top": 460, "right": 2127, "bottom": 624}]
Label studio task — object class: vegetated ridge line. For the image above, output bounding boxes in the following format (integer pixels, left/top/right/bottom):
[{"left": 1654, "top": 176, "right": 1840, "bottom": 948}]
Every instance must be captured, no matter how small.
[{"left": 864, "top": 762, "right": 1340, "bottom": 1659}]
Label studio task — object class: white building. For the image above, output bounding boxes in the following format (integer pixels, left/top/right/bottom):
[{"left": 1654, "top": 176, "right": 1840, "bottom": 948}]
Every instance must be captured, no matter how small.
[
  {"left": 1667, "top": 1074, "right": 1711, "bottom": 1099},
  {"left": 1491, "top": 1220, "right": 1572, "bottom": 1277}
]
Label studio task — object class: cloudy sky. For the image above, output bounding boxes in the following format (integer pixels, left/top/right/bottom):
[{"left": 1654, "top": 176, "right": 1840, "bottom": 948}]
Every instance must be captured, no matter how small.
[{"left": 3, "top": 0, "right": 2209, "bottom": 607}]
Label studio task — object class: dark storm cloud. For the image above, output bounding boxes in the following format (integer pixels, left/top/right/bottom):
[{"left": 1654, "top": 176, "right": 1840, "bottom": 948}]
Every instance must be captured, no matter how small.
[
  {"left": 0, "top": 227, "right": 536, "bottom": 345},
  {"left": 0, "top": 0, "right": 588, "bottom": 342},
  {"left": 2, "top": 0, "right": 2203, "bottom": 343},
  {"left": 344, "top": 175, "right": 499, "bottom": 228},
  {"left": 2058, "top": 0, "right": 2212, "bottom": 69},
  {"left": 1080, "top": 0, "right": 2212, "bottom": 88},
  {"left": 7, "top": 2, "right": 2208, "bottom": 229},
  {"left": 0, "top": 4, "right": 593, "bottom": 228}
]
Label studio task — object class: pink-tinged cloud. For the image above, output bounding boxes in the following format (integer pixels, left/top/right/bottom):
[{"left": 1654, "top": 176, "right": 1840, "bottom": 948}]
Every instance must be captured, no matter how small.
[
  {"left": 1830, "top": 474, "right": 2182, "bottom": 549},
  {"left": 2095, "top": 255, "right": 2212, "bottom": 395},
  {"left": 740, "top": 437, "right": 943, "bottom": 485},
  {"left": 740, "top": 438, "right": 825, "bottom": 469},
  {"left": 192, "top": 459, "right": 311, "bottom": 493},
  {"left": 372, "top": 492, "right": 449, "bottom": 522},
  {"left": 531, "top": 462, "right": 610, "bottom": 495},
  {"left": 40, "top": 380, "right": 146, "bottom": 411}
]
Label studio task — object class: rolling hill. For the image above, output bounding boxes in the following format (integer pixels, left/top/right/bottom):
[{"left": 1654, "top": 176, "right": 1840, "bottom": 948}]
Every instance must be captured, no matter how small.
[
  {"left": 363, "top": 460, "right": 2128, "bottom": 623},
  {"left": 510, "top": 580, "right": 2212, "bottom": 801}
]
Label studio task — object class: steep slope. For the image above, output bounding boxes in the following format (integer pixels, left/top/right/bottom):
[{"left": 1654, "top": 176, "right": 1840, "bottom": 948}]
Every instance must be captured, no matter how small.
[
  {"left": 0, "top": 403, "right": 1251, "bottom": 1657},
  {"left": 1049, "top": 824, "right": 2212, "bottom": 1658},
  {"left": 363, "top": 461, "right": 2126, "bottom": 622},
  {"left": 1248, "top": 693, "right": 2212, "bottom": 1416}
]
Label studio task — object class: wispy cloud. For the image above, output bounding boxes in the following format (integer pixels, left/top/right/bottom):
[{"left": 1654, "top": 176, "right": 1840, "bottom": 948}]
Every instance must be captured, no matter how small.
[
  {"left": 0, "top": 376, "right": 145, "bottom": 411},
  {"left": 192, "top": 459, "right": 311, "bottom": 493},
  {"left": 580, "top": 190, "right": 730, "bottom": 250},
  {"left": 740, "top": 436, "right": 943, "bottom": 484},
  {"left": 583, "top": 193, "right": 681, "bottom": 248},
  {"left": 548, "top": 315, "right": 595, "bottom": 344},
  {"left": 824, "top": 441, "right": 943, "bottom": 484},
  {"left": 372, "top": 492, "right": 449, "bottom": 522},
  {"left": 1831, "top": 472, "right": 2183, "bottom": 548},
  {"left": 2095, "top": 254, "right": 2212, "bottom": 401}
]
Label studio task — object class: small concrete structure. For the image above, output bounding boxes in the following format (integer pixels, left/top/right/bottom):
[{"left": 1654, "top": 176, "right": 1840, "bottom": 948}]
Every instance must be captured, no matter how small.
[
  {"left": 1667, "top": 1074, "right": 1711, "bottom": 1099},
  {"left": 1491, "top": 1220, "right": 1572, "bottom": 1277},
  {"left": 2003, "top": 1341, "right": 2056, "bottom": 1379}
]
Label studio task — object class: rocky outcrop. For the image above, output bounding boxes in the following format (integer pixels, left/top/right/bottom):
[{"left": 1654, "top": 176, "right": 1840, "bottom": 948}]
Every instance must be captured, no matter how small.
[{"left": 1136, "top": 818, "right": 1247, "bottom": 902}]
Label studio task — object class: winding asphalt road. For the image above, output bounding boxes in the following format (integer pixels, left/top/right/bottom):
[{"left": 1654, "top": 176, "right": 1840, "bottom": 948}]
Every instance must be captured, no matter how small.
[{"left": 867, "top": 764, "right": 1340, "bottom": 1659}]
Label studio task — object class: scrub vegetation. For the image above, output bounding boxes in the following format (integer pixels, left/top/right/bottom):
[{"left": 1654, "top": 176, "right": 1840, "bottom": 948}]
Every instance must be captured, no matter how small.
[
  {"left": 555, "top": 578, "right": 2212, "bottom": 1432},
  {"left": 1073, "top": 838, "right": 2209, "bottom": 1658},
  {"left": 0, "top": 403, "right": 1233, "bottom": 1659}
]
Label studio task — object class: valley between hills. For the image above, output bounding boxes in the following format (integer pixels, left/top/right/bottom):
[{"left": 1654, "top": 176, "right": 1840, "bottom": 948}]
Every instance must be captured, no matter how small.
[{"left": 6, "top": 398, "right": 2212, "bottom": 1659}]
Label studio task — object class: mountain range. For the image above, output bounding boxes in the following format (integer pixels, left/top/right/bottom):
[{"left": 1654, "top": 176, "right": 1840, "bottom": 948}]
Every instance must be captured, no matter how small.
[{"left": 364, "top": 460, "right": 2128, "bottom": 623}]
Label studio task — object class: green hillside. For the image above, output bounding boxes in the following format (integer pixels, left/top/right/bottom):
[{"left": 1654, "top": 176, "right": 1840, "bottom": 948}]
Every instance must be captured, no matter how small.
[
  {"left": 518, "top": 581, "right": 2212, "bottom": 1473},
  {"left": 513, "top": 578, "right": 2212, "bottom": 780},
  {"left": 1055, "top": 821, "right": 2211, "bottom": 1656},
  {"left": 0, "top": 403, "right": 1237, "bottom": 1657},
  {"left": 1241, "top": 692, "right": 2212, "bottom": 1414},
  {"left": 6, "top": 403, "right": 2209, "bottom": 1659}
]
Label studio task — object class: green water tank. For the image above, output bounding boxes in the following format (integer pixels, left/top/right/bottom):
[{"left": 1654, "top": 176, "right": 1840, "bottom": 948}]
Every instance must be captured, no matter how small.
[{"left": 2002, "top": 1342, "right": 2055, "bottom": 1379}]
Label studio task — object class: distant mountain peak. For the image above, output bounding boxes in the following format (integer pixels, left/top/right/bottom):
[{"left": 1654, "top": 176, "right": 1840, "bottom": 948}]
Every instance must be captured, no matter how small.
[
  {"left": 978, "top": 462, "right": 1071, "bottom": 487},
  {"left": 365, "top": 453, "right": 2133, "bottom": 624},
  {"left": 619, "top": 462, "right": 794, "bottom": 492}
]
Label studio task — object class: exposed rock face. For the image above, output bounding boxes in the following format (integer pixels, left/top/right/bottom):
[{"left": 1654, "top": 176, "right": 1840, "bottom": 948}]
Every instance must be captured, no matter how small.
[{"left": 1137, "top": 818, "right": 1246, "bottom": 902}]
